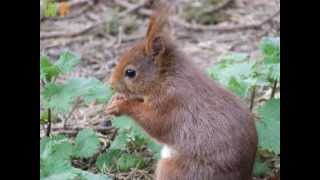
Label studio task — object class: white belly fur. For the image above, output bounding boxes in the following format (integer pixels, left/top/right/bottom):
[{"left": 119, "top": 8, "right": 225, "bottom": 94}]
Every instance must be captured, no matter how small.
[{"left": 161, "top": 145, "right": 176, "bottom": 159}]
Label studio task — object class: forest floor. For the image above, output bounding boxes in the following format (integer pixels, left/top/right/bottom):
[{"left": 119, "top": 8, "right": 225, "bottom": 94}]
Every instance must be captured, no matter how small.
[{"left": 40, "top": 0, "right": 280, "bottom": 179}]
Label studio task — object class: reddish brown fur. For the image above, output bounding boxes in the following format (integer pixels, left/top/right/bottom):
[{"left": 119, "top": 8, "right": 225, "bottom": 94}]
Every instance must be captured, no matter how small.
[{"left": 106, "top": 4, "right": 258, "bottom": 180}]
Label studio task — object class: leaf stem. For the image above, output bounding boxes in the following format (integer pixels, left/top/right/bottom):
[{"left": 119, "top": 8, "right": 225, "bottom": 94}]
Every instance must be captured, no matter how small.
[
  {"left": 63, "top": 97, "right": 81, "bottom": 128},
  {"left": 270, "top": 79, "right": 278, "bottom": 99},
  {"left": 46, "top": 108, "right": 52, "bottom": 137},
  {"left": 250, "top": 85, "right": 256, "bottom": 111}
]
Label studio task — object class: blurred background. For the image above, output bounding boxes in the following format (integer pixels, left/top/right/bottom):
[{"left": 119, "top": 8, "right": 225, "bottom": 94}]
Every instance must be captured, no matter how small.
[{"left": 40, "top": 0, "right": 280, "bottom": 179}]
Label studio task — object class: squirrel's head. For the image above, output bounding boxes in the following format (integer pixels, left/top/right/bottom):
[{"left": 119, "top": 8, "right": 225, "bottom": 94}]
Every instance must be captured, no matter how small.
[{"left": 109, "top": 4, "right": 174, "bottom": 98}]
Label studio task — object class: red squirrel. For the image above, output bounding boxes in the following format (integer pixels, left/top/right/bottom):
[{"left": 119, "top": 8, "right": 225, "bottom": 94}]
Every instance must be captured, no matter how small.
[{"left": 106, "top": 4, "right": 258, "bottom": 180}]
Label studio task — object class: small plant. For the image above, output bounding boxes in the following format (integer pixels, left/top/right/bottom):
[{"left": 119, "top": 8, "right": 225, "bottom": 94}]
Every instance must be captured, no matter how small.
[
  {"left": 207, "top": 37, "right": 280, "bottom": 177},
  {"left": 40, "top": 51, "right": 114, "bottom": 179},
  {"left": 40, "top": 51, "right": 113, "bottom": 135},
  {"left": 96, "top": 116, "right": 161, "bottom": 173},
  {"left": 40, "top": 128, "right": 111, "bottom": 180}
]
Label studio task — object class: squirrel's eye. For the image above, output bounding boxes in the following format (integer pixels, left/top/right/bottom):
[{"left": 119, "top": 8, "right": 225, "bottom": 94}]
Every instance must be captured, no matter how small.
[{"left": 125, "top": 69, "right": 136, "bottom": 78}]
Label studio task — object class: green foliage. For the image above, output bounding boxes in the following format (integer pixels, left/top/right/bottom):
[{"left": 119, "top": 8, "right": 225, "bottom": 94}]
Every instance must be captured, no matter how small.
[
  {"left": 95, "top": 116, "right": 161, "bottom": 173},
  {"left": 42, "top": 78, "right": 112, "bottom": 113},
  {"left": 208, "top": 37, "right": 280, "bottom": 177},
  {"left": 116, "top": 153, "right": 145, "bottom": 172},
  {"left": 40, "top": 51, "right": 80, "bottom": 83},
  {"left": 253, "top": 157, "right": 272, "bottom": 177},
  {"left": 40, "top": 129, "right": 110, "bottom": 180},
  {"left": 207, "top": 53, "right": 255, "bottom": 97},
  {"left": 256, "top": 99, "right": 280, "bottom": 154},
  {"left": 40, "top": 51, "right": 113, "bottom": 114},
  {"left": 111, "top": 116, "right": 162, "bottom": 158},
  {"left": 96, "top": 149, "right": 145, "bottom": 172},
  {"left": 73, "top": 128, "right": 101, "bottom": 158}
]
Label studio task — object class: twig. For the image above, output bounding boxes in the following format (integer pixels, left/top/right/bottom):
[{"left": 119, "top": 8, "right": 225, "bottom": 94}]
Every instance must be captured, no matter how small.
[
  {"left": 270, "top": 80, "right": 278, "bottom": 99},
  {"left": 202, "top": 0, "right": 234, "bottom": 14},
  {"left": 63, "top": 97, "right": 82, "bottom": 128},
  {"left": 118, "top": 0, "right": 147, "bottom": 18},
  {"left": 249, "top": 86, "right": 256, "bottom": 111},
  {"left": 46, "top": 108, "right": 52, "bottom": 137},
  {"left": 40, "top": 22, "right": 102, "bottom": 40}
]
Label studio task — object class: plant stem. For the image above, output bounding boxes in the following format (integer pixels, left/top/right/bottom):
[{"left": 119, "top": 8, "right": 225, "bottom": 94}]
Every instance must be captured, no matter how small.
[
  {"left": 250, "top": 86, "right": 256, "bottom": 111},
  {"left": 63, "top": 97, "right": 81, "bottom": 128},
  {"left": 270, "top": 79, "right": 278, "bottom": 99},
  {"left": 46, "top": 108, "right": 52, "bottom": 137}
]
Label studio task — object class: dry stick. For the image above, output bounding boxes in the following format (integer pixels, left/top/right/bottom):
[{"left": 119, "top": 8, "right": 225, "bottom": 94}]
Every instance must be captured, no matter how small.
[
  {"left": 46, "top": 108, "right": 52, "bottom": 137},
  {"left": 249, "top": 86, "right": 256, "bottom": 111},
  {"left": 40, "top": 22, "right": 101, "bottom": 40},
  {"left": 118, "top": 0, "right": 147, "bottom": 18},
  {"left": 270, "top": 79, "right": 278, "bottom": 99},
  {"left": 63, "top": 97, "right": 81, "bottom": 128}
]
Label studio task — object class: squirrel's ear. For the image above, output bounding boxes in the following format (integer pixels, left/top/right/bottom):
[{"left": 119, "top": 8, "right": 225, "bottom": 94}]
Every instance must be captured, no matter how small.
[
  {"left": 144, "top": 3, "right": 171, "bottom": 57},
  {"left": 147, "top": 35, "right": 165, "bottom": 57}
]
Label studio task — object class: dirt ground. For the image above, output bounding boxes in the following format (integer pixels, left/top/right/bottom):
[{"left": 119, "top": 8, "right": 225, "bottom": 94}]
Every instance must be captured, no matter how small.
[{"left": 40, "top": 0, "right": 280, "bottom": 179}]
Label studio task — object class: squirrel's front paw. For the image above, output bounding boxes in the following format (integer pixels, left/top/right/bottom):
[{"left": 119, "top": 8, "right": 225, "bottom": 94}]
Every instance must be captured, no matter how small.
[{"left": 105, "top": 93, "right": 128, "bottom": 116}]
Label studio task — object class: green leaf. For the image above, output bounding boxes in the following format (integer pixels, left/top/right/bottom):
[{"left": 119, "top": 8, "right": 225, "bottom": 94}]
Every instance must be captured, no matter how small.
[
  {"left": 111, "top": 116, "right": 161, "bottom": 155},
  {"left": 110, "top": 131, "right": 128, "bottom": 150},
  {"left": 41, "top": 83, "right": 71, "bottom": 113},
  {"left": 96, "top": 149, "right": 122, "bottom": 171},
  {"left": 40, "top": 56, "right": 60, "bottom": 82},
  {"left": 55, "top": 51, "right": 80, "bottom": 73},
  {"left": 260, "top": 37, "right": 280, "bottom": 64},
  {"left": 116, "top": 153, "right": 145, "bottom": 172},
  {"left": 218, "top": 52, "right": 249, "bottom": 62},
  {"left": 73, "top": 128, "right": 101, "bottom": 158},
  {"left": 75, "top": 169, "right": 112, "bottom": 180},
  {"left": 227, "top": 76, "right": 249, "bottom": 97},
  {"left": 40, "top": 111, "right": 49, "bottom": 125},
  {"left": 253, "top": 157, "right": 271, "bottom": 177},
  {"left": 41, "top": 78, "right": 112, "bottom": 113},
  {"left": 256, "top": 99, "right": 280, "bottom": 154},
  {"left": 40, "top": 134, "right": 73, "bottom": 161},
  {"left": 40, "top": 135, "right": 74, "bottom": 179}
]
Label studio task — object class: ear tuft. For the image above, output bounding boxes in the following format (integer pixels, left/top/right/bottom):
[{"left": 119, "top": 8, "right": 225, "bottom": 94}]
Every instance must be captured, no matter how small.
[
  {"left": 145, "top": 1, "right": 171, "bottom": 56},
  {"left": 151, "top": 36, "right": 165, "bottom": 57}
]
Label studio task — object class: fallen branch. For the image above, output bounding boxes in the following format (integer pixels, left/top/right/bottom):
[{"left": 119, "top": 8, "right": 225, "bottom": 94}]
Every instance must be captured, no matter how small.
[
  {"left": 40, "top": 22, "right": 101, "bottom": 40},
  {"left": 118, "top": 0, "right": 147, "bottom": 18}
]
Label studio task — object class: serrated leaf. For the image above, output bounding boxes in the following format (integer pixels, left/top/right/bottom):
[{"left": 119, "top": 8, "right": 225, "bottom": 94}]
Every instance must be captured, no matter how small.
[
  {"left": 253, "top": 158, "right": 271, "bottom": 177},
  {"left": 260, "top": 37, "right": 280, "bottom": 64},
  {"left": 96, "top": 149, "right": 122, "bottom": 171},
  {"left": 40, "top": 135, "right": 74, "bottom": 179},
  {"left": 116, "top": 153, "right": 145, "bottom": 172},
  {"left": 110, "top": 131, "right": 128, "bottom": 150},
  {"left": 41, "top": 83, "right": 72, "bottom": 113},
  {"left": 40, "top": 134, "right": 73, "bottom": 161},
  {"left": 40, "top": 56, "right": 60, "bottom": 82},
  {"left": 73, "top": 128, "right": 101, "bottom": 158},
  {"left": 111, "top": 116, "right": 162, "bottom": 156},
  {"left": 227, "top": 76, "right": 249, "bottom": 97},
  {"left": 256, "top": 99, "right": 280, "bottom": 154},
  {"left": 41, "top": 78, "right": 112, "bottom": 113},
  {"left": 76, "top": 169, "right": 112, "bottom": 180},
  {"left": 55, "top": 51, "right": 80, "bottom": 73}
]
